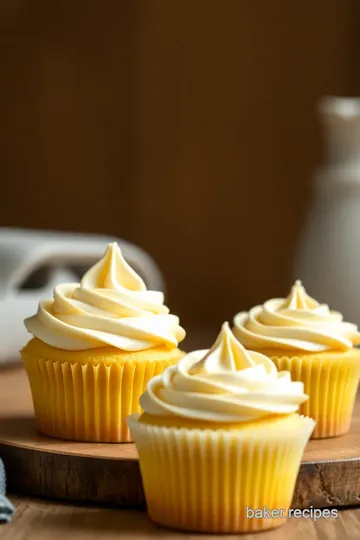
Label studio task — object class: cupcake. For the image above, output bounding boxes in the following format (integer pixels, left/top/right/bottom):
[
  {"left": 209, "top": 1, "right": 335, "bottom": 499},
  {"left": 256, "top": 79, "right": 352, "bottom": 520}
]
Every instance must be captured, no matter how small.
[
  {"left": 128, "top": 322, "right": 314, "bottom": 533},
  {"left": 21, "top": 242, "right": 185, "bottom": 442},
  {"left": 233, "top": 280, "right": 360, "bottom": 439}
]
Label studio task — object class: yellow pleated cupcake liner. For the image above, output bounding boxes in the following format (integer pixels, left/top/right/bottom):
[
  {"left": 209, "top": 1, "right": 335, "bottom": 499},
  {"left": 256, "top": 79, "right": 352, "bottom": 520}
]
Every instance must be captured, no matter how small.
[
  {"left": 269, "top": 349, "right": 360, "bottom": 439},
  {"left": 128, "top": 413, "right": 315, "bottom": 533},
  {"left": 21, "top": 341, "right": 183, "bottom": 443}
]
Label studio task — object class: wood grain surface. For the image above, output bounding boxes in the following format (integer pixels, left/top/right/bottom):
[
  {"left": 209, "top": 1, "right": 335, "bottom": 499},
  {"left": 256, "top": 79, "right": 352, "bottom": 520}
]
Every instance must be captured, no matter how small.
[
  {"left": 1, "top": 367, "right": 360, "bottom": 510},
  {"left": 1, "top": 496, "right": 359, "bottom": 540}
]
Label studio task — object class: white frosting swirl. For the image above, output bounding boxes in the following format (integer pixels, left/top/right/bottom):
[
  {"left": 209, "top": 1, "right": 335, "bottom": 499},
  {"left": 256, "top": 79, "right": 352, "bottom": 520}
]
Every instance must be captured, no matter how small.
[
  {"left": 24, "top": 243, "right": 186, "bottom": 351},
  {"left": 140, "top": 322, "right": 307, "bottom": 423},
  {"left": 233, "top": 280, "right": 360, "bottom": 352}
]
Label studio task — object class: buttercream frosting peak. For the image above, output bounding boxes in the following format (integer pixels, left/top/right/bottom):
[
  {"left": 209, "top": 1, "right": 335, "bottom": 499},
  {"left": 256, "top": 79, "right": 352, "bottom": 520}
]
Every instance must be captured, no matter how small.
[
  {"left": 24, "top": 243, "right": 185, "bottom": 351},
  {"left": 140, "top": 323, "right": 307, "bottom": 423},
  {"left": 190, "top": 322, "right": 255, "bottom": 375},
  {"left": 233, "top": 281, "right": 360, "bottom": 352},
  {"left": 81, "top": 242, "right": 146, "bottom": 292},
  {"left": 283, "top": 280, "right": 318, "bottom": 310}
]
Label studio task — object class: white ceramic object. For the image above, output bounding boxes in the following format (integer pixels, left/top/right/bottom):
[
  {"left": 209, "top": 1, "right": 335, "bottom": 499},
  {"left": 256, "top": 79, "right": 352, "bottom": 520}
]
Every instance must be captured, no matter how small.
[
  {"left": 0, "top": 228, "right": 165, "bottom": 365},
  {"left": 295, "top": 97, "right": 360, "bottom": 324}
]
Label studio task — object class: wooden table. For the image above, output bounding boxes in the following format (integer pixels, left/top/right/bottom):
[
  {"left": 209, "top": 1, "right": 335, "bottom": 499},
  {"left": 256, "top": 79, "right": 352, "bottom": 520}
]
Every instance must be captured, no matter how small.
[
  {"left": 1, "top": 363, "right": 360, "bottom": 539},
  {"left": 1, "top": 496, "right": 359, "bottom": 539}
]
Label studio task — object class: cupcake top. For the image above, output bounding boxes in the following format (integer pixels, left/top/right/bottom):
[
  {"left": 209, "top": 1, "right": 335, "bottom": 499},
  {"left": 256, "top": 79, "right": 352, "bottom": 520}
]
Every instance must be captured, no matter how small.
[
  {"left": 140, "top": 322, "right": 307, "bottom": 423},
  {"left": 24, "top": 243, "right": 185, "bottom": 351},
  {"left": 233, "top": 280, "right": 360, "bottom": 353}
]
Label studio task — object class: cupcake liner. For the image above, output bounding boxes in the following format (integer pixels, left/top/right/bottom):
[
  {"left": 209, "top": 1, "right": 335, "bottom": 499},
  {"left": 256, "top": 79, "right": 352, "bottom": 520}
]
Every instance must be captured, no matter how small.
[
  {"left": 22, "top": 352, "right": 176, "bottom": 443},
  {"left": 128, "top": 414, "right": 315, "bottom": 533},
  {"left": 270, "top": 350, "right": 360, "bottom": 439}
]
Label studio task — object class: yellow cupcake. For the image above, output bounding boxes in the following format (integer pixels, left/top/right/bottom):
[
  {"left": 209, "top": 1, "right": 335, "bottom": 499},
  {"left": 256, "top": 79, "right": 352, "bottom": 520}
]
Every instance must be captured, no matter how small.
[
  {"left": 21, "top": 243, "right": 185, "bottom": 442},
  {"left": 233, "top": 280, "right": 360, "bottom": 439},
  {"left": 128, "top": 323, "right": 315, "bottom": 533}
]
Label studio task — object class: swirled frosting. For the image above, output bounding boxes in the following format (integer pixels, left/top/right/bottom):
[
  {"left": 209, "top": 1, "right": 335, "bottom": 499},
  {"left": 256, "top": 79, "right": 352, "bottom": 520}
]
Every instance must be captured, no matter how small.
[
  {"left": 140, "top": 322, "right": 307, "bottom": 423},
  {"left": 24, "top": 243, "right": 186, "bottom": 351},
  {"left": 233, "top": 280, "right": 360, "bottom": 352}
]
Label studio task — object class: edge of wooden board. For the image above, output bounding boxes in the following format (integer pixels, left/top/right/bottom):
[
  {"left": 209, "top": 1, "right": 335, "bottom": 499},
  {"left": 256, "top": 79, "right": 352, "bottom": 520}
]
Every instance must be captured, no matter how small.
[{"left": 1, "top": 440, "right": 360, "bottom": 510}]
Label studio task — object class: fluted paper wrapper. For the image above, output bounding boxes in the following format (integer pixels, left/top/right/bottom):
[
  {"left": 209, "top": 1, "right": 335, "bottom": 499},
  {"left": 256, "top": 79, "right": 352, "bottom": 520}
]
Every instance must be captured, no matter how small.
[
  {"left": 270, "top": 349, "right": 360, "bottom": 439},
  {"left": 22, "top": 353, "right": 176, "bottom": 443},
  {"left": 128, "top": 414, "right": 315, "bottom": 533}
]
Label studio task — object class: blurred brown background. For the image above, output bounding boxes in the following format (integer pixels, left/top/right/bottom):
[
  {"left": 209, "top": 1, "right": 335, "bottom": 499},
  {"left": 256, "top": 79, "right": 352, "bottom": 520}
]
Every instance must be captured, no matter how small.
[{"left": 1, "top": 1, "right": 360, "bottom": 340}]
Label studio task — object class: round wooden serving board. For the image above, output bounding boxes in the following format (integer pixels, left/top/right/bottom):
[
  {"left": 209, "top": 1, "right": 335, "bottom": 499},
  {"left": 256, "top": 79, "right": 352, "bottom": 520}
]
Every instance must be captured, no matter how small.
[{"left": 1, "top": 366, "right": 360, "bottom": 509}]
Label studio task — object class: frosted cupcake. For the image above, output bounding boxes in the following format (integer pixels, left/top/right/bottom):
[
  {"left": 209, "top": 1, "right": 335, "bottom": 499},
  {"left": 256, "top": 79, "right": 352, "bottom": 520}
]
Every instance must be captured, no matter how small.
[
  {"left": 128, "top": 322, "right": 314, "bottom": 533},
  {"left": 21, "top": 243, "right": 185, "bottom": 442},
  {"left": 233, "top": 280, "right": 360, "bottom": 439}
]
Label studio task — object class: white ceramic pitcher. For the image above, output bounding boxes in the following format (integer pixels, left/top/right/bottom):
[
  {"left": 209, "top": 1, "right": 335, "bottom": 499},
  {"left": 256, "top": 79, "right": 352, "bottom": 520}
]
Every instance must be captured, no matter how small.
[{"left": 295, "top": 97, "right": 360, "bottom": 324}]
